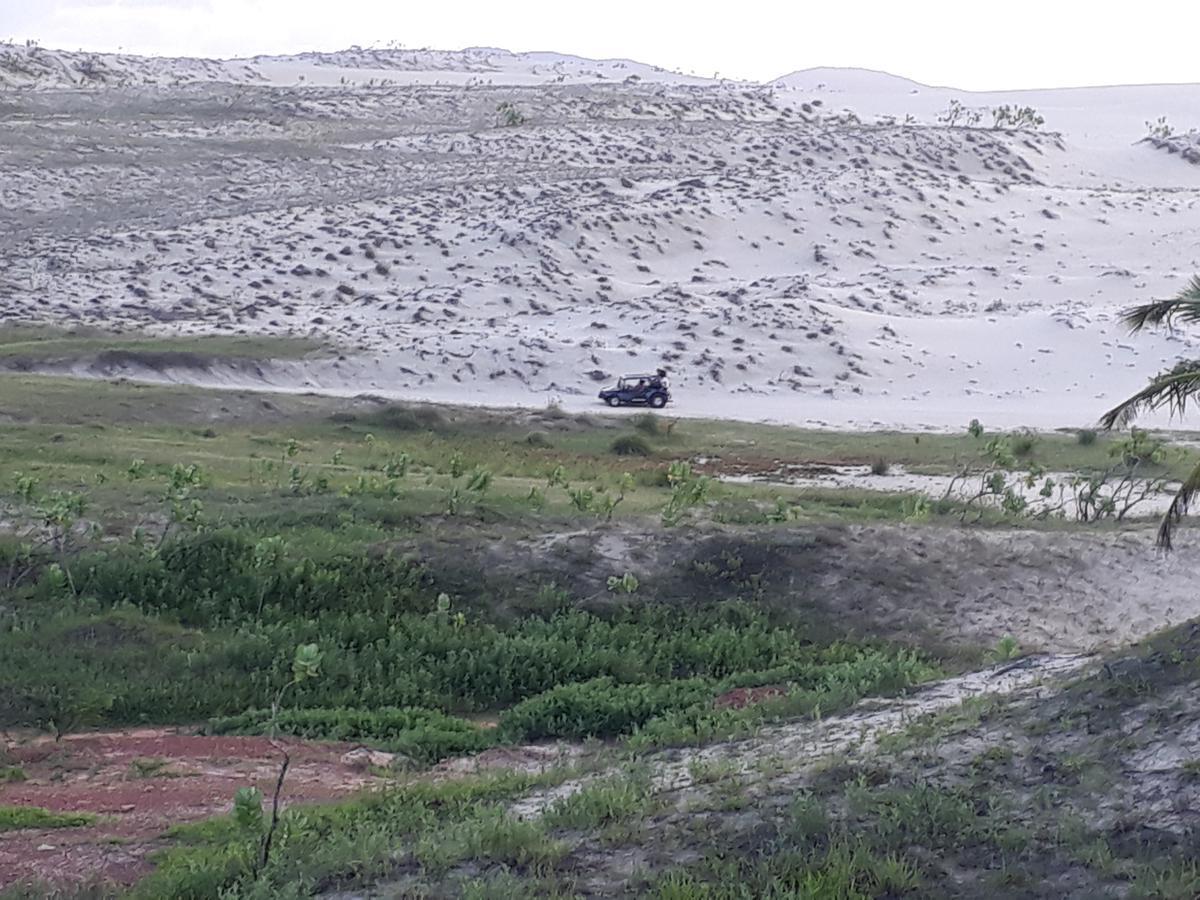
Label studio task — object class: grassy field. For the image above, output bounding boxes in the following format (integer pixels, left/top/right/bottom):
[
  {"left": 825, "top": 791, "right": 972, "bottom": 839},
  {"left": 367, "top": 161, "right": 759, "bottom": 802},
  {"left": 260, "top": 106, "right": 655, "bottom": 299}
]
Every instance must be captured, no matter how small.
[
  {"left": 1, "top": 370, "right": 1196, "bottom": 897},
  {"left": 0, "top": 325, "right": 324, "bottom": 364},
  {"left": 1, "top": 373, "right": 946, "bottom": 742}
]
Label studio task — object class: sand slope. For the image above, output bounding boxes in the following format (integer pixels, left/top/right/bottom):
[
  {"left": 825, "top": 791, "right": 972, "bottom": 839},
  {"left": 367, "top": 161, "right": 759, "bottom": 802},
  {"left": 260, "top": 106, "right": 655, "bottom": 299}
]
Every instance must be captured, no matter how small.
[{"left": 3, "top": 45, "right": 1200, "bottom": 430}]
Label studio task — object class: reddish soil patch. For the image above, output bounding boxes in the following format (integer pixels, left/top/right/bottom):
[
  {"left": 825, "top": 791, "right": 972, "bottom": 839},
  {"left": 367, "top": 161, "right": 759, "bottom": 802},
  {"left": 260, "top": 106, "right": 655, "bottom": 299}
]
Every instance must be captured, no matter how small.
[
  {"left": 713, "top": 685, "right": 788, "bottom": 710},
  {"left": 0, "top": 728, "right": 388, "bottom": 890}
]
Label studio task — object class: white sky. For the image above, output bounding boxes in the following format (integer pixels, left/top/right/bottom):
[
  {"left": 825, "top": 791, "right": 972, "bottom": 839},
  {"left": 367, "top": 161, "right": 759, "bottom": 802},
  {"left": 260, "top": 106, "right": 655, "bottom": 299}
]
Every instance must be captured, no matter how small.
[{"left": 4, "top": 0, "right": 1200, "bottom": 90}]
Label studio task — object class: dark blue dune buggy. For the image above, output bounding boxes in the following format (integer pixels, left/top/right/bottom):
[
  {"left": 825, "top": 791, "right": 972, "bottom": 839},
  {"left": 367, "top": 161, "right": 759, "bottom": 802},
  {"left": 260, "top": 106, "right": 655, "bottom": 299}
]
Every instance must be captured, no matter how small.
[{"left": 598, "top": 370, "right": 671, "bottom": 408}]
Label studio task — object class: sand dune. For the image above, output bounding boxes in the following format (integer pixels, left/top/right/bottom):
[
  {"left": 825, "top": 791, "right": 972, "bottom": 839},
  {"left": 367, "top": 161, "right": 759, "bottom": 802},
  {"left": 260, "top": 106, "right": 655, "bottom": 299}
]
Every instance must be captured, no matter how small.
[{"left": 3, "top": 43, "right": 1200, "bottom": 430}]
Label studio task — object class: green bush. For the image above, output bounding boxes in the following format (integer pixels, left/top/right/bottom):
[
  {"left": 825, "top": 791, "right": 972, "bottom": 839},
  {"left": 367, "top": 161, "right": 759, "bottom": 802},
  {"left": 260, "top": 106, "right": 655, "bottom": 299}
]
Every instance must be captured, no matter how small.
[
  {"left": 0, "top": 805, "right": 94, "bottom": 832},
  {"left": 56, "top": 530, "right": 428, "bottom": 628},
  {"left": 1077, "top": 429, "right": 1098, "bottom": 446},
  {"left": 1011, "top": 431, "right": 1036, "bottom": 457},
  {"left": 634, "top": 468, "right": 671, "bottom": 487},
  {"left": 208, "top": 706, "right": 493, "bottom": 763},
  {"left": 498, "top": 676, "right": 714, "bottom": 741},
  {"left": 610, "top": 435, "right": 653, "bottom": 457},
  {"left": 4, "top": 531, "right": 939, "bottom": 750}
]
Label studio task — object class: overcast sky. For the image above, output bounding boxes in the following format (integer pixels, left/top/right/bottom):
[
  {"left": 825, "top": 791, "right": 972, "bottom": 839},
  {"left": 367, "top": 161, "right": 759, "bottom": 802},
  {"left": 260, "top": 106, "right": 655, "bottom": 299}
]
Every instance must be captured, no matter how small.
[{"left": 5, "top": 0, "right": 1199, "bottom": 90}]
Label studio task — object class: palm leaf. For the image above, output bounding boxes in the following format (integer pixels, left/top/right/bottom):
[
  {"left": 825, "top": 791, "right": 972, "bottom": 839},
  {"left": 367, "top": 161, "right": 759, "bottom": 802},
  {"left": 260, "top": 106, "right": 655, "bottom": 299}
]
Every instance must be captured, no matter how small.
[
  {"left": 1157, "top": 459, "right": 1200, "bottom": 549},
  {"left": 1121, "top": 275, "right": 1200, "bottom": 332},
  {"left": 1099, "top": 360, "right": 1200, "bottom": 430}
]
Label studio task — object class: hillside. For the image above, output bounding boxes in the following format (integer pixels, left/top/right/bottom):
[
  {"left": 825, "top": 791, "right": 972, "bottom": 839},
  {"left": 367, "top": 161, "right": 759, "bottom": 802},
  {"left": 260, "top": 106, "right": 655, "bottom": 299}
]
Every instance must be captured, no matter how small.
[
  {"left": 3, "top": 44, "right": 1200, "bottom": 430},
  {"left": 0, "top": 42, "right": 716, "bottom": 90}
]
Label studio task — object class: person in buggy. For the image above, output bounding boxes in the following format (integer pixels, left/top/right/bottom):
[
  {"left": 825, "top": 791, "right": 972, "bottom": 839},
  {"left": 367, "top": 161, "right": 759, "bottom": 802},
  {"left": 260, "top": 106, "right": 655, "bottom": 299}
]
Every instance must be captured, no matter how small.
[{"left": 598, "top": 369, "right": 671, "bottom": 408}]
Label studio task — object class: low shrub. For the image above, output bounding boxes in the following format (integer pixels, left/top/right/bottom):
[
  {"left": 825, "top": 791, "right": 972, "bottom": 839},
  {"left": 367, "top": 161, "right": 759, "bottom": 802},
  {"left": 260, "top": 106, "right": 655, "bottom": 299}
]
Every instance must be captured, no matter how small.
[
  {"left": 631, "top": 413, "right": 662, "bottom": 436},
  {"left": 1011, "top": 431, "right": 1037, "bottom": 457},
  {"left": 207, "top": 706, "right": 493, "bottom": 764},
  {"left": 56, "top": 530, "right": 429, "bottom": 628},
  {"left": 610, "top": 435, "right": 653, "bottom": 457},
  {"left": 498, "top": 676, "right": 714, "bottom": 741},
  {"left": 363, "top": 406, "right": 446, "bottom": 433},
  {"left": 542, "top": 772, "right": 656, "bottom": 829},
  {"left": 634, "top": 467, "right": 671, "bottom": 487},
  {"left": 0, "top": 805, "right": 95, "bottom": 832}
]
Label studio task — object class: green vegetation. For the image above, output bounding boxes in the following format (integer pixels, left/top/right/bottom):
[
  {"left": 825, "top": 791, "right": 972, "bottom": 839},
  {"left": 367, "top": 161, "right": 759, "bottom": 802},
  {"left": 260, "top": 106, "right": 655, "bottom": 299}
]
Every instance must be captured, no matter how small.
[
  {"left": 2, "top": 534, "right": 936, "bottom": 756},
  {"left": 209, "top": 706, "right": 492, "bottom": 764},
  {"left": 0, "top": 376, "right": 952, "bottom": 771},
  {"left": 132, "top": 772, "right": 558, "bottom": 898},
  {"left": 0, "top": 805, "right": 95, "bottom": 832},
  {"left": 542, "top": 770, "right": 659, "bottom": 830},
  {"left": 610, "top": 433, "right": 653, "bottom": 456},
  {"left": 0, "top": 324, "right": 321, "bottom": 364},
  {"left": 117, "top": 612, "right": 1200, "bottom": 899},
  {"left": 2, "top": 371, "right": 1196, "bottom": 897}
]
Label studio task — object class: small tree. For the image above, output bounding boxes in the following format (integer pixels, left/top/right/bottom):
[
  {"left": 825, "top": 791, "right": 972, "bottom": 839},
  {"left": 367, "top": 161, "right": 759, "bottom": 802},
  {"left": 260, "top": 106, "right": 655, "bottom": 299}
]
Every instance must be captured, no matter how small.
[
  {"left": 661, "top": 462, "right": 710, "bottom": 527},
  {"left": 1100, "top": 276, "right": 1200, "bottom": 547},
  {"left": 4, "top": 474, "right": 89, "bottom": 592},
  {"left": 250, "top": 643, "right": 323, "bottom": 874}
]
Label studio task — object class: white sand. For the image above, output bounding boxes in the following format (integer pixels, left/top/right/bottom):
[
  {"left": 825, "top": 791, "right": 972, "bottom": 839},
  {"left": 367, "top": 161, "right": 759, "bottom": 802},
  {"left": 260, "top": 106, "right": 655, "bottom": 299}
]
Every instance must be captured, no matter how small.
[{"left": 3, "top": 45, "right": 1200, "bottom": 432}]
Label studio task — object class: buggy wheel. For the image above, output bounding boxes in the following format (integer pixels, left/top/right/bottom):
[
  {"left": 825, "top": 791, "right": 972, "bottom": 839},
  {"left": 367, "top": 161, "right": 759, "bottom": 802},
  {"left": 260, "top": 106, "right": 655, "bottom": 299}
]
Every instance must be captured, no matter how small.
[
  {"left": 607, "top": 396, "right": 622, "bottom": 408},
  {"left": 649, "top": 393, "right": 667, "bottom": 409}
]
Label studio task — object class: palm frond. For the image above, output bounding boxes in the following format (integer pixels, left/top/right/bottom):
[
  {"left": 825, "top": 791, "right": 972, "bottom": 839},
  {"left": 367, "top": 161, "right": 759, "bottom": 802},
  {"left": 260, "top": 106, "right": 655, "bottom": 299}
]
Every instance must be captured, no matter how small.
[
  {"left": 1121, "top": 275, "right": 1200, "bottom": 332},
  {"left": 1157, "top": 459, "right": 1200, "bottom": 549},
  {"left": 1099, "top": 360, "right": 1200, "bottom": 430}
]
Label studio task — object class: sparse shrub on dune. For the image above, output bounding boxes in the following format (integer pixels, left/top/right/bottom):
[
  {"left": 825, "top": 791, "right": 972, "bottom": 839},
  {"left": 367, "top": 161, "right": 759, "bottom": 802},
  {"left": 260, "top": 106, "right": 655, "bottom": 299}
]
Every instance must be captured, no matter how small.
[
  {"left": 495, "top": 101, "right": 525, "bottom": 127},
  {"left": 991, "top": 104, "right": 1045, "bottom": 130},
  {"left": 987, "top": 635, "right": 1022, "bottom": 663},
  {"left": 1145, "top": 116, "right": 1175, "bottom": 140},
  {"left": 937, "top": 98, "right": 982, "bottom": 127},
  {"left": 1077, "top": 429, "right": 1098, "bottom": 446}
]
